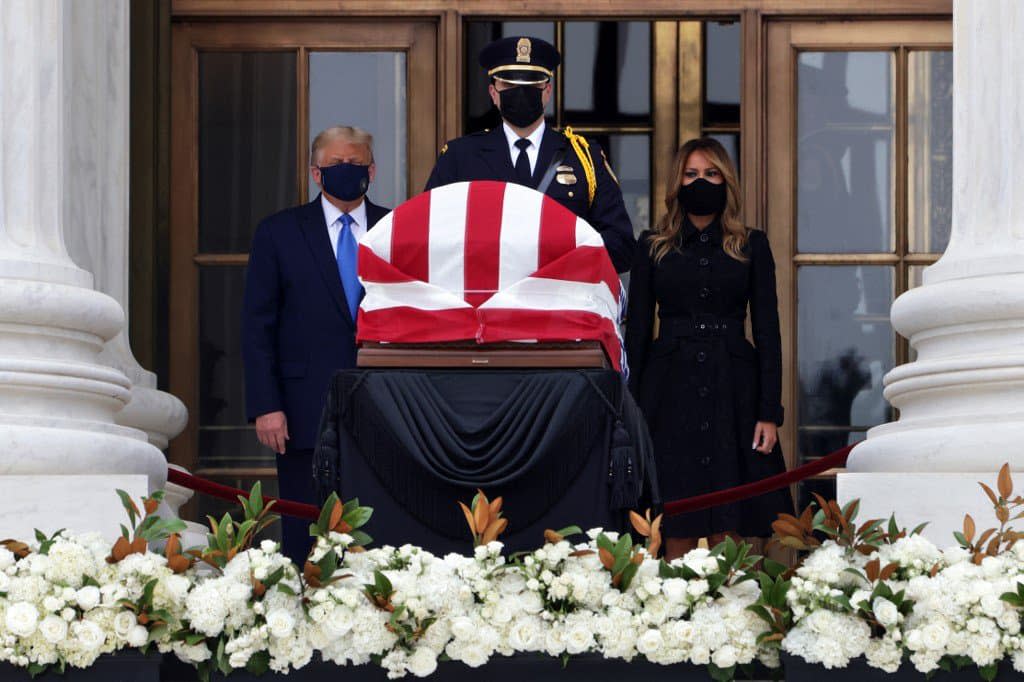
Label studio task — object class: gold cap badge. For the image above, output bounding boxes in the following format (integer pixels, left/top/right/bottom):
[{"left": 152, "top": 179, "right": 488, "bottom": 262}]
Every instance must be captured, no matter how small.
[{"left": 516, "top": 37, "right": 532, "bottom": 63}]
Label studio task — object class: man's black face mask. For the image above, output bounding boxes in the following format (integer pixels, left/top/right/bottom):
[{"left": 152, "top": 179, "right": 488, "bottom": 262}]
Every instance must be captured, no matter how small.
[{"left": 498, "top": 85, "right": 545, "bottom": 128}]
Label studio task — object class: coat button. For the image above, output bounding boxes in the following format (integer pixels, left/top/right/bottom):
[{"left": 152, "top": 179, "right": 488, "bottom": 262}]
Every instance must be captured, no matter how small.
[
  {"left": 700, "top": 421, "right": 711, "bottom": 431},
  {"left": 698, "top": 386, "right": 710, "bottom": 397},
  {"left": 699, "top": 233, "right": 709, "bottom": 243},
  {"left": 696, "top": 351, "right": 707, "bottom": 362},
  {"left": 700, "top": 456, "right": 711, "bottom": 465},
  {"left": 699, "top": 287, "right": 710, "bottom": 299},
  {"left": 699, "top": 257, "right": 709, "bottom": 266}
]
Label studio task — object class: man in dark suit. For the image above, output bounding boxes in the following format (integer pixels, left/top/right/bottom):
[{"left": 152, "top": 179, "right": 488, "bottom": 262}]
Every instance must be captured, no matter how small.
[
  {"left": 242, "top": 125, "right": 389, "bottom": 564},
  {"left": 425, "top": 36, "right": 634, "bottom": 273}
]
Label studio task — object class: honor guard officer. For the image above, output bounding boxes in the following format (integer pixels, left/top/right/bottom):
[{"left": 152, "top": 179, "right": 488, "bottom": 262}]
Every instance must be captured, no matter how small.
[{"left": 425, "top": 36, "right": 635, "bottom": 273}]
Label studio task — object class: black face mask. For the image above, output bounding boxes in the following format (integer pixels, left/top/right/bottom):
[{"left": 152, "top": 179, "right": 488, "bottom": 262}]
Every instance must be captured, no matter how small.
[
  {"left": 677, "top": 178, "right": 727, "bottom": 216},
  {"left": 498, "top": 85, "right": 545, "bottom": 128},
  {"left": 319, "top": 162, "right": 370, "bottom": 202}
]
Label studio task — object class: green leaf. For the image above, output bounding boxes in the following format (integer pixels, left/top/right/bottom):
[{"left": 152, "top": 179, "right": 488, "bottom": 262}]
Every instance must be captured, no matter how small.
[
  {"left": 350, "top": 528, "right": 374, "bottom": 544},
  {"left": 342, "top": 505, "right": 373, "bottom": 530},
  {"left": 979, "top": 663, "right": 998, "bottom": 681},
  {"left": 245, "top": 650, "right": 270, "bottom": 676},
  {"left": 763, "top": 559, "right": 787, "bottom": 579},
  {"left": 276, "top": 583, "right": 297, "bottom": 596},
  {"left": 556, "top": 525, "right": 583, "bottom": 538},
  {"left": 618, "top": 562, "right": 640, "bottom": 590},
  {"left": 953, "top": 531, "right": 968, "bottom": 547},
  {"left": 911, "top": 522, "right": 929, "bottom": 536}
]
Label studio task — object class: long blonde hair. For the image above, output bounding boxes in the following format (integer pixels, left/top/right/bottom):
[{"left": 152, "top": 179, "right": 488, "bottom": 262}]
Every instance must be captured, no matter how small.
[{"left": 649, "top": 138, "right": 748, "bottom": 263}]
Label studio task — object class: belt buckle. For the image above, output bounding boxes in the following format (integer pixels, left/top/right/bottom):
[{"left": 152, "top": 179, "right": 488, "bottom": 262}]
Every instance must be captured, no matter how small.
[{"left": 693, "top": 313, "right": 717, "bottom": 337}]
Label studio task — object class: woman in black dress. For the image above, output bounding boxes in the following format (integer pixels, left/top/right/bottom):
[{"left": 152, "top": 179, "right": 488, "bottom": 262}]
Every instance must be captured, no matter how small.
[{"left": 626, "top": 137, "right": 792, "bottom": 558}]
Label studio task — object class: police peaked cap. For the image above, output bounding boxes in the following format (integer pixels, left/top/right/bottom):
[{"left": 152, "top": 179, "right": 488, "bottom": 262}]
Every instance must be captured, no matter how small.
[{"left": 479, "top": 36, "right": 561, "bottom": 85}]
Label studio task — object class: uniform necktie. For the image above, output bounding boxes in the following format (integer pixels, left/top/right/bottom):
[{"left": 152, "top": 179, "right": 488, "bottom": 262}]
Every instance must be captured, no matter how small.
[
  {"left": 336, "top": 213, "right": 362, "bottom": 320},
  {"left": 514, "top": 138, "right": 533, "bottom": 186}
]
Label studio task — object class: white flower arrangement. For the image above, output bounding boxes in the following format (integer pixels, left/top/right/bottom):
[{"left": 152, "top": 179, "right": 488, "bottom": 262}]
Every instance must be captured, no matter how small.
[{"left": 5, "top": 469, "right": 1024, "bottom": 680}]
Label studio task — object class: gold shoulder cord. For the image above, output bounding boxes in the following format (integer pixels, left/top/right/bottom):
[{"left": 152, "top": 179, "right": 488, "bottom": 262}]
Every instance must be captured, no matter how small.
[{"left": 562, "top": 127, "right": 596, "bottom": 206}]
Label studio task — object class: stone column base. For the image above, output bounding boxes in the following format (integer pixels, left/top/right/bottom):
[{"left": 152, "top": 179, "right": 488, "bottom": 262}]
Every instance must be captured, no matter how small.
[
  {"left": 838, "top": 472, "right": 999, "bottom": 546},
  {"left": 0, "top": 474, "right": 148, "bottom": 541}
]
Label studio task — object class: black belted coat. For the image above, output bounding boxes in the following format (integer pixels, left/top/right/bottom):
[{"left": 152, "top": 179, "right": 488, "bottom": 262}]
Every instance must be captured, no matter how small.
[{"left": 625, "top": 218, "right": 792, "bottom": 538}]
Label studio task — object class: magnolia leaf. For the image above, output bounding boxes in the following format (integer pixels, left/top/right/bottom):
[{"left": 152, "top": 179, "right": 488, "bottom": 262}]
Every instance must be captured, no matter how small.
[
  {"left": 457, "top": 501, "right": 477, "bottom": 536},
  {"left": 629, "top": 510, "right": 651, "bottom": 536},
  {"left": 998, "top": 463, "right": 1013, "bottom": 500},
  {"left": 963, "top": 515, "right": 976, "bottom": 543}
]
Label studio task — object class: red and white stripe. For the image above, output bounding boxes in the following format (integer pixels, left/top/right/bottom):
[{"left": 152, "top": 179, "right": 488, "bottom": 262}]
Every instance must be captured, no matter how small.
[{"left": 356, "top": 181, "right": 622, "bottom": 370}]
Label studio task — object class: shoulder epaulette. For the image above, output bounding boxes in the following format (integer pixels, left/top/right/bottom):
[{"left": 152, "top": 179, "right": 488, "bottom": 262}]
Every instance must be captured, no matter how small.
[{"left": 562, "top": 127, "right": 596, "bottom": 206}]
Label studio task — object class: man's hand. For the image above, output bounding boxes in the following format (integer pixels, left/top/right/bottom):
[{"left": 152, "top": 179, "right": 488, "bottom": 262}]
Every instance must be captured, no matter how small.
[{"left": 256, "top": 411, "right": 289, "bottom": 454}]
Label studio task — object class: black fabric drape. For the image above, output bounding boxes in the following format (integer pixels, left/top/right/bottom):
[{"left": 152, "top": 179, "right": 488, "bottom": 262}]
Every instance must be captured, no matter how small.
[{"left": 313, "top": 369, "right": 658, "bottom": 554}]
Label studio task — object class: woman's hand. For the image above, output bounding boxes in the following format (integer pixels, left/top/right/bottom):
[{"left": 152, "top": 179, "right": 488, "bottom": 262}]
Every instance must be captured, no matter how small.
[{"left": 752, "top": 421, "right": 777, "bottom": 454}]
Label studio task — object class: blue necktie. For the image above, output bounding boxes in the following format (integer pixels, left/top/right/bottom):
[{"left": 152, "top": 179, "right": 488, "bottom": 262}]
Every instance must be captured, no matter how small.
[{"left": 336, "top": 213, "right": 362, "bottom": 320}]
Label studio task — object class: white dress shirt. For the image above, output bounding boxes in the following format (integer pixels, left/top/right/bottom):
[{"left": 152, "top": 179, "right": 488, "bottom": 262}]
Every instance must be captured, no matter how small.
[
  {"left": 502, "top": 120, "right": 546, "bottom": 175},
  {"left": 322, "top": 194, "right": 368, "bottom": 257}
]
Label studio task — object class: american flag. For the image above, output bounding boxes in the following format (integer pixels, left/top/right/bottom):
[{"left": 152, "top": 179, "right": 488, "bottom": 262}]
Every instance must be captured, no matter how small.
[{"left": 356, "top": 180, "right": 623, "bottom": 370}]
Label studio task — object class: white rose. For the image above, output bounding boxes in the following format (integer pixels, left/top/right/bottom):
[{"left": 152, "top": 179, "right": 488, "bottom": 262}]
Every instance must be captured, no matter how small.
[
  {"left": 662, "top": 578, "right": 688, "bottom": 604},
  {"left": 43, "top": 596, "right": 63, "bottom": 613},
  {"left": 73, "top": 620, "right": 106, "bottom": 651},
  {"left": 687, "top": 579, "right": 709, "bottom": 599},
  {"left": 873, "top": 598, "right": 899, "bottom": 627},
  {"left": 76, "top": 585, "right": 101, "bottom": 610},
  {"left": 450, "top": 616, "right": 476, "bottom": 641},
  {"left": 266, "top": 609, "right": 295, "bottom": 638},
  {"left": 260, "top": 539, "right": 277, "bottom": 553},
  {"left": 636, "top": 629, "right": 664, "bottom": 656},
  {"left": 564, "top": 625, "right": 594, "bottom": 654},
  {"left": 38, "top": 614, "right": 68, "bottom": 644},
  {"left": 508, "top": 617, "right": 540, "bottom": 651},
  {"left": 980, "top": 593, "right": 1005, "bottom": 619},
  {"left": 408, "top": 646, "right": 438, "bottom": 677},
  {"left": 712, "top": 644, "right": 738, "bottom": 669},
  {"left": 921, "top": 621, "right": 950, "bottom": 650},
  {"left": 5, "top": 602, "right": 39, "bottom": 637},
  {"left": 61, "top": 607, "right": 76, "bottom": 622},
  {"left": 127, "top": 624, "right": 150, "bottom": 648},
  {"left": 114, "top": 611, "right": 137, "bottom": 638}
]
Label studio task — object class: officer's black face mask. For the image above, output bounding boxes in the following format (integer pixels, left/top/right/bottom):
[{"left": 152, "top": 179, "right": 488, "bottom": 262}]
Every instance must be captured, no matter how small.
[
  {"left": 498, "top": 85, "right": 545, "bottom": 128},
  {"left": 677, "top": 177, "right": 727, "bottom": 217}
]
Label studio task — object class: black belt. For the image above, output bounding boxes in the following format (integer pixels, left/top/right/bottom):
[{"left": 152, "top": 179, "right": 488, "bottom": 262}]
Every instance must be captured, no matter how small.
[{"left": 657, "top": 314, "right": 743, "bottom": 339}]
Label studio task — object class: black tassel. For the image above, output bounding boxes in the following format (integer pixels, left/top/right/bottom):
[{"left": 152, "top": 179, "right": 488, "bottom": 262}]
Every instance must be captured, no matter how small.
[{"left": 608, "top": 419, "right": 639, "bottom": 510}]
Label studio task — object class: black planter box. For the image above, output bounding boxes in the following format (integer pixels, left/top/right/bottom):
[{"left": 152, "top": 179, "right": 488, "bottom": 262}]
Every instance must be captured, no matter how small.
[
  {"left": 782, "top": 653, "right": 1022, "bottom": 681},
  {"left": 197, "top": 654, "right": 725, "bottom": 682},
  {"left": 0, "top": 651, "right": 160, "bottom": 681}
]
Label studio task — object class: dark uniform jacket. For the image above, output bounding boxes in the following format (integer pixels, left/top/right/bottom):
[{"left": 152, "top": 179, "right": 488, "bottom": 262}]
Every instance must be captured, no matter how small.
[{"left": 424, "top": 125, "right": 635, "bottom": 273}]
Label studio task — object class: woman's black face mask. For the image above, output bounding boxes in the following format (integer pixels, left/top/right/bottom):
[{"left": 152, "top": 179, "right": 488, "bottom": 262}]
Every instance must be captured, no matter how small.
[{"left": 677, "top": 177, "right": 727, "bottom": 217}]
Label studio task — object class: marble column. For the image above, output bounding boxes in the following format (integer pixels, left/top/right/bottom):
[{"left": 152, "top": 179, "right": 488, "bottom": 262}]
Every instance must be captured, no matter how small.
[
  {"left": 839, "top": 0, "right": 1024, "bottom": 540},
  {"left": 0, "top": 0, "right": 168, "bottom": 540},
  {"left": 58, "top": 0, "right": 193, "bottom": 531}
]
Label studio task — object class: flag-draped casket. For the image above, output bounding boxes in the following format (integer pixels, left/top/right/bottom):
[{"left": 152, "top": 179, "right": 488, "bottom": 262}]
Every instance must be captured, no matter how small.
[{"left": 355, "top": 180, "right": 623, "bottom": 370}]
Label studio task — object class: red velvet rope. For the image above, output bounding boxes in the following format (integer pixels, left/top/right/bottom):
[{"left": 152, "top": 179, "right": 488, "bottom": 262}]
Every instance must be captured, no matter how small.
[
  {"left": 168, "top": 444, "right": 856, "bottom": 522},
  {"left": 662, "top": 444, "right": 855, "bottom": 517},
  {"left": 167, "top": 468, "right": 320, "bottom": 520}
]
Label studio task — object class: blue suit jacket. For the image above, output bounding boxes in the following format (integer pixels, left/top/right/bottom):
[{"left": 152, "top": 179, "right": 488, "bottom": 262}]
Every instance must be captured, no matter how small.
[{"left": 242, "top": 195, "right": 389, "bottom": 450}]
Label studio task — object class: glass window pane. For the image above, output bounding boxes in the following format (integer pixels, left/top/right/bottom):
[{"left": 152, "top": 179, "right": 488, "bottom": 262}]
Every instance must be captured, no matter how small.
[
  {"left": 706, "top": 133, "right": 739, "bottom": 169},
  {"left": 199, "top": 266, "right": 248, "bottom": 427},
  {"left": 798, "top": 266, "right": 894, "bottom": 457},
  {"left": 703, "top": 21, "right": 740, "bottom": 126},
  {"left": 908, "top": 50, "right": 953, "bottom": 254},
  {"left": 464, "top": 22, "right": 556, "bottom": 134},
  {"left": 797, "top": 52, "right": 894, "bottom": 253},
  {"left": 564, "top": 22, "right": 650, "bottom": 123},
  {"left": 308, "top": 51, "right": 407, "bottom": 207},
  {"left": 601, "top": 134, "right": 650, "bottom": 234},
  {"left": 198, "top": 52, "right": 297, "bottom": 254},
  {"left": 198, "top": 428, "right": 276, "bottom": 470}
]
